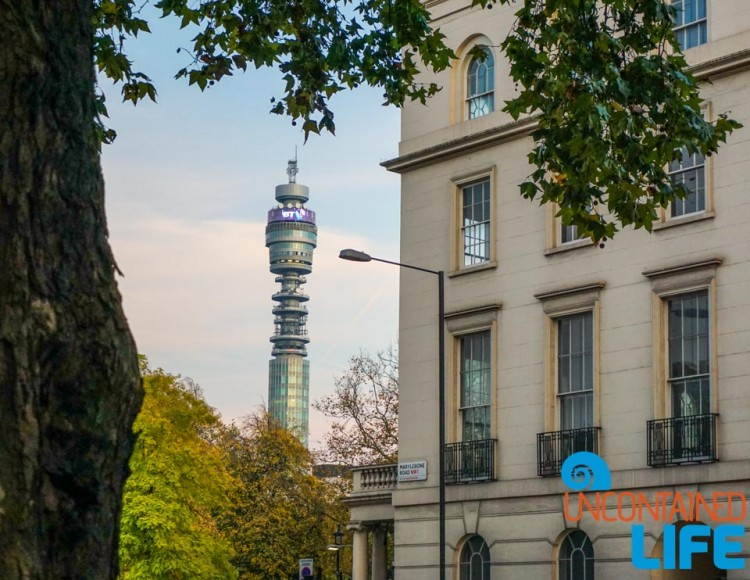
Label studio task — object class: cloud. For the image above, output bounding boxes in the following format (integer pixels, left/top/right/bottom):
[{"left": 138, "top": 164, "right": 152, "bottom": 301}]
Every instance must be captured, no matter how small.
[
  {"left": 99, "top": 41, "right": 402, "bottom": 450},
  {"left": 109, "top": 212, "right": 399, "bottom": 448}
]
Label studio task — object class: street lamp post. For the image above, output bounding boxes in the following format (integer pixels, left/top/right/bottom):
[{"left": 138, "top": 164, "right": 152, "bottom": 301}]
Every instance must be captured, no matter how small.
[
  {"left": 339, "top": 249, "right": 446, "bottom": 580},
  {"left": 329, "top": 527, "right": 345, "bottom": 580}
]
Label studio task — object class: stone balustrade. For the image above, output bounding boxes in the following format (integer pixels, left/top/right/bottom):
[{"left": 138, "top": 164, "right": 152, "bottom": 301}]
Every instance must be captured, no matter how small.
[{"left": 351, "top": 463, "right": 397, "bottom": 493}]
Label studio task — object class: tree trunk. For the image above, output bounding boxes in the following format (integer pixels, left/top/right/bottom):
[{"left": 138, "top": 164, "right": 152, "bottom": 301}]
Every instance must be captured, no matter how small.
[{"left": 0, "top": 1, "right": 143, "bottom": 578}]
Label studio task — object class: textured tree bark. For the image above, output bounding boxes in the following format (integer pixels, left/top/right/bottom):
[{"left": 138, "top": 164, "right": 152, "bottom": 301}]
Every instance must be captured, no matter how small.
[{"left": 0, "top": 1, "right": 143, "bottom": 578}]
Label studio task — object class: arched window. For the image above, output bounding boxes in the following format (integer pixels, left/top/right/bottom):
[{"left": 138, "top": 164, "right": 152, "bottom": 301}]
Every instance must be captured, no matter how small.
[
  {"left": 460, "top": 535, "right": 491, "bottom": 580},
  {"left": 559, "top": 530, "right": 594, "bottom": 580},
  {"left": 467, "top": 48, "right": 494, "bottom": 119}
]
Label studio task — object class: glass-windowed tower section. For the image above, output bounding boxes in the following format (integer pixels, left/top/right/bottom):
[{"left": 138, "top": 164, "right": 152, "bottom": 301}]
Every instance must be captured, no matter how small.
[{"left": 266, "top": 160, "right": 317, "bottom": 447}]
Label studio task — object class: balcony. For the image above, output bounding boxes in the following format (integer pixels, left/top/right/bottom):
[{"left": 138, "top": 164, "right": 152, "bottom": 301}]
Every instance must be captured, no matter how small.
[
  {"left": 354, "top": 464, "right": 398, "bottom": 492},
  {"left": 271, "top": 289, "right": 309, "bottom": 302},
  {"left": 444, "top": 439, "right": 496, "bottom": 485},
  {"left": 343, "top": 464, "right": 397, "bottom": 522},
  {"left": 647, "top": 414, "right": 718, "bottom": 467},
  {"left": 272, "top": 304, "right": 308, "bottom": 315},
  {"left": 537, "top": 427, "right": 600, "bottom": 477},
  {"left": 270, "top": 328, "right": 309, "bottom": 342}
]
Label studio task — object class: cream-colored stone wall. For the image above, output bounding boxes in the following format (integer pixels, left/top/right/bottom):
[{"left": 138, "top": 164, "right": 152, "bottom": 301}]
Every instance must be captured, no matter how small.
[
  {"left": 389, "top": 0, "right": 750, "bottom": 577},
  {"left": 394, "top": 476, "right": 750, "bottom": 579},
  {"left": 401, "top": 0, "right": 750, "bottom": 147}
]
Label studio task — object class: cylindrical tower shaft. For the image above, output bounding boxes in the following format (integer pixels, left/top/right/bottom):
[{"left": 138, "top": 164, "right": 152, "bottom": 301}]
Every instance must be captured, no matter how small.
[{"left": 265, "top": 160, "right": 317, "bottom": 447}]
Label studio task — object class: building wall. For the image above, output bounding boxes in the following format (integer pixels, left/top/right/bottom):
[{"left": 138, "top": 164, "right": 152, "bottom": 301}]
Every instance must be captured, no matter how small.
[{"left": 391, "top": 0, "right": 750, "bottom": 577}]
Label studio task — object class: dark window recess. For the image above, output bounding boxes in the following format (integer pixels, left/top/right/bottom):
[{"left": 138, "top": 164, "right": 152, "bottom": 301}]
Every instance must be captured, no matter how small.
[
  {"left": 559, "top": 530, "right": 595, "bottom": 580},
  {"left": 444, "top": 439, "right": 496, "bottom": 484},
  {"left": 537, "top": 427, "right": 601, "bottom": 477},
  {"left": 460, "top": 535, "right": 491, "bottom": 580},
  {"left": 648, "top": 413, "right": 718, "bottom": 467}
]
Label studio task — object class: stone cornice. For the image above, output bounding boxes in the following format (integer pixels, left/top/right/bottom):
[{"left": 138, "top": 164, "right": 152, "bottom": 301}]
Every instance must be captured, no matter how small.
[
  {"left": 381, "top": 115, "right": 538, "bottom": 174},
  {"left": 342, "top": 492, "right": 394, "bottom": 508},
  {"left": 642, "top": 257, "right": 723, "bottom": 279},
  {"left": 382, "top": 48, "right": 750, "bottom": 174},
  {"left": 534, "top": 282, "right": 606, "bottom": 302},
  {"left": 692, "top": 47, "right": 750, "bottom": 80},
  {"left": 444, "top": 302, "right": 502, "bottom": 320}
]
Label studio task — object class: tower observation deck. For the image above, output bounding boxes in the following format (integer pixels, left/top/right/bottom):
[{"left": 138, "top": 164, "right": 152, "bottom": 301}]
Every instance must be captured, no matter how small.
[{"left": 266, "top": 159, "right": 317, "bottom": 447}]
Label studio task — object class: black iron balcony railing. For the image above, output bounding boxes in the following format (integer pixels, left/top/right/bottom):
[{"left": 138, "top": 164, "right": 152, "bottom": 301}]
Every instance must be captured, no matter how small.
[
  {"left": 647, "top": 413, "right": 718, "bottom": 467},
  {"left": 444, "top": 439, "right": 496, "bottom": 485},
  {"left": 537, "top": 427, "right": 601, "bottom": 477}
]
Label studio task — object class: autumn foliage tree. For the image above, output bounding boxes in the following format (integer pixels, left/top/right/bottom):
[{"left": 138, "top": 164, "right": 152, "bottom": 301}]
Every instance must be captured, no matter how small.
[
  {"left": 315, "top": 345, "right": 399, "bottom": 467},
  {"left": 119, "top": 359, "right": 237, "bottom": 579},
  {"left": 119, "top": 367, "right": 349, "bottom": 580},
  {"left": 218, "top": 412, "right": 347, "bottom": 580}
]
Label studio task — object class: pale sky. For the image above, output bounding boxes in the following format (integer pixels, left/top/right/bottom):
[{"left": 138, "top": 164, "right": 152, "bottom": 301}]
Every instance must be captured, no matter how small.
[{"left": 100, "top": 7, "right": 401, "bottom": 449}]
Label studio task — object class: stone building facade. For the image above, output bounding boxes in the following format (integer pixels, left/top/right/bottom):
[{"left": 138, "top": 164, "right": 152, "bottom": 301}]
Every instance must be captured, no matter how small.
[{"left": 346, "top": 1, "right": 750, "bottom": 578}]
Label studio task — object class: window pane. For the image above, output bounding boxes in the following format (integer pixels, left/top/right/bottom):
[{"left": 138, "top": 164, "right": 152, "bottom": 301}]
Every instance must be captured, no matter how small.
[
  {"left": 461, "top": 536, "right": 490, "bottom": 580},
  {"left": 559, "top": 357, "right": 571, "bottom": 393},
  {"left": 561, "top": 223, "right": 579, "bottom": 244},
  {"left": 668, "top": 292, "right": 710, "bottom": 417},
  {"left": 673, "top": 0, "right": 684, "bottom": 26},
  {"left": 564, "top": 394, "right": 578, "bottom": 430},
  {"left": 684, "top": 0, "right": 697, "bottom": 22},
  {"left": 572, "top": 550, "right": 585, "bottom": 579},
  {"left": 462, "top": 180, "right": 491, "bottom": 265},
  {"left": 698, "top": 333, "right": 709, "bottom": 375},
  {"left": 583, "top": 354, "right": 593, "bottom": 390},
  {"left": 572, "top": 315, "right": 584, "bottom": 353},
  {"left": 461, "top": 331, "right": 492, "bottom": 441},
  {"left": 559, "top": 531, "right": 594, "bottom": 580},
  {"left": 669, "top": 337, "right": 683, "bottom": 378},
  {"left": 558, "top": 312, "right": 594, "bottom": 429},
  {"left": 672, "top": 0, "right": 707, "bottom": 50},
  {"left": 672, "top": 377, "right": 710, "bottom": 417},
  {"left": 467, "top": 48, "right": 494, "bottom": 119},
  {"left": 571, "top": 355, "right": 585, "bottom": 391},
  {"left": 670, "top": 151, "right": 706, "bottom": 218},
  {"left": 477, "top": 65, "right": 487, "bottom": 94},
  {"left": 684, "top": 335, "right": 698, "bottom": 376},
  {"left": 668, "top": 292, "right": 709, "bottom": 380}
]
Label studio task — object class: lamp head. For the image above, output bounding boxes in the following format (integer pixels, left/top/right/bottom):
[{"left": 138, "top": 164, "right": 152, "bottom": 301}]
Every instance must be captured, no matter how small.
[
  {"left": 339, "top": 249, "right": 372, "bottom": 262},
  {"left": 333, "top": 528, "right": 344, "bottom": 544}
]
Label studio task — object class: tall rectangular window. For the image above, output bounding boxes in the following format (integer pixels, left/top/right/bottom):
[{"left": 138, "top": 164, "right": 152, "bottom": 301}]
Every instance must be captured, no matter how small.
[
  {"left": 672, "top": 0, "right": 707, "bottom": 50},
  {"left": 461, "top": 180, "right": 491, "bottom": 266},
  {"left": 669, "top": 148, "right": 706, "bottom": 218},
  {"left": 668, "top": 291, "right": 710, "bottom": 417},
  {"left": 460, "top": 331, "right": 492, "bottom": 441},
  {"left": 557, "top": 312, "right": 594, "bottom": 430}
]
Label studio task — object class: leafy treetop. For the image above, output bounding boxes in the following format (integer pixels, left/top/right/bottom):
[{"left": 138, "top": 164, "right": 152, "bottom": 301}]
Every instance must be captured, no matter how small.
[
  {"left": 314, "top": 345, "right": 399, "bottom": 467},
  {"left": 94, "top": 0, "right": 741, "bottom": 242},
  {"left": 218, "top": 413, "right": 348, "bottom": 579},
  {"left": 483, "top": 0, "right": 740, "bottom": 242},
  {"left": 93, "top": 0, "right": 453, "bottom": 141},
  {"left": 119, "top": 359, "right": 237, "bottom": 579}
]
